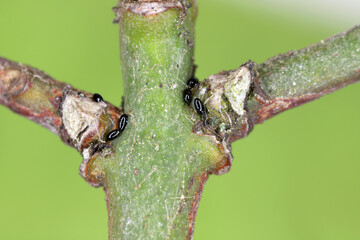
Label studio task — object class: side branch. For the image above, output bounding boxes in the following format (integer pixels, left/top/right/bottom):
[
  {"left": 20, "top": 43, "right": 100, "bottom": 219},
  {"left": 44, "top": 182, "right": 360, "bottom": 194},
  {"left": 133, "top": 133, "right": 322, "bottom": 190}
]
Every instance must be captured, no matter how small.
[
  {"left": 0, "top": 57, "right": 70, "bottom": 135},
  {"left": 0, "top": 57, "right": 122, "bottom": 186},
  {"left": 248, "top": 25, "right": 360, "bottom": 124},
  {"left": 195, "top": 25, "right": 360, "bottom": 152}
]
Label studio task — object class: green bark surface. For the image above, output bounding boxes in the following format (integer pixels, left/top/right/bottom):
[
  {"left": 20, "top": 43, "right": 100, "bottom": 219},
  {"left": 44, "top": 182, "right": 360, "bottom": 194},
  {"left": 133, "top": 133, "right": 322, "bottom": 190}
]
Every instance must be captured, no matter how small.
[
  {"left": 247, "top": 25, "right": 360, "bottom": 124},
  {"left": 259, "top": 25, "right": 360, "bottom": 98},
  {"left": 102, "top": 6, "right": 227, "bottom": 239}
]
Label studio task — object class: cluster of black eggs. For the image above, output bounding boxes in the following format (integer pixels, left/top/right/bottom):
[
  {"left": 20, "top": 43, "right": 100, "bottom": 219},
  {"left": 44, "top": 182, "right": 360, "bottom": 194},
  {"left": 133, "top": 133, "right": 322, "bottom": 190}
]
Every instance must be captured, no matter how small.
[
  {"left": 183, "top": 77, "right": 207, "bottom": 118},
  {"left": 93, "top": 93, "right": 128, "bottom": 141}
]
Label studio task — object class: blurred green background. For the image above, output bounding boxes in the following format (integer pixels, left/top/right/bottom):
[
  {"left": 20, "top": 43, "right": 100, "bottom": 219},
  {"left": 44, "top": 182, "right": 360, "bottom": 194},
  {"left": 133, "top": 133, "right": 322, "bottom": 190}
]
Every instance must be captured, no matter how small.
[{"left": 0, "top": 0, "right": 359, "bottom": 239}]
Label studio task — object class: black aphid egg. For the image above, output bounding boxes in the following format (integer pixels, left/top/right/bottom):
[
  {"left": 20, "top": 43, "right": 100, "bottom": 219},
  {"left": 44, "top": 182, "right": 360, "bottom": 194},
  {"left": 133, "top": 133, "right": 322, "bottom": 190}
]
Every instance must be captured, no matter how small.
[
  {"left": 187, "top": 77, "right": 199, "bottom": 88},
  {"left": 93, "top": 93, "right": 103, "bottom": 103},
  {"left": 107, "top": 129, "right": 121, "bottom": 141},
  {"left": 183, "top": 89, "right": 192, "bottom": 104},
  {"left": 194, "top": 98, "right": 205, "bottom": 115},
  {"left": 118, "top": 114, "right": 128, "bottom": 131}
]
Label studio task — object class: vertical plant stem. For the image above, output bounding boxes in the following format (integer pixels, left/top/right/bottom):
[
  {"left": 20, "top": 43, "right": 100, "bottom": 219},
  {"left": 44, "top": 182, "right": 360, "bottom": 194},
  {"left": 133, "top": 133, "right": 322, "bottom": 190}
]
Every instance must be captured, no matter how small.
[{"left": 103, "top": 2, "right": 228, "bottom": 239}]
